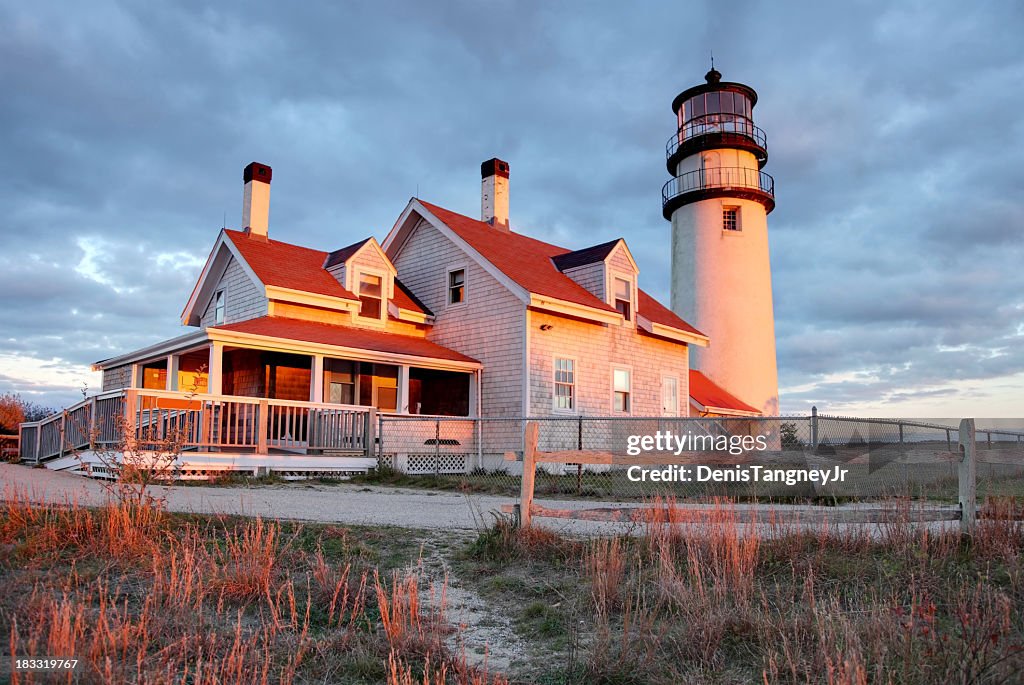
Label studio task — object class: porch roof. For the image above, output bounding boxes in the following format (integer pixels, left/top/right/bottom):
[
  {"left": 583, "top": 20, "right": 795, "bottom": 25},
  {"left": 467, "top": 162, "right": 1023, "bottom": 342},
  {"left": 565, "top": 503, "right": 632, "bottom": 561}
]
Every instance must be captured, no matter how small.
[{"left": 211, "top": 316, "right": 479, "bottom": 366}]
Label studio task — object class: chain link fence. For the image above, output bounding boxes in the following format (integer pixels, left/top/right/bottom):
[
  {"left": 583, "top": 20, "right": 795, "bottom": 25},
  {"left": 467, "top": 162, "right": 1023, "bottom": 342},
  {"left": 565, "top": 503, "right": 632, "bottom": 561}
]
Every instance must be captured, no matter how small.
[{"left": 375, "top": 414, "right": 1024, "bottom": 502}]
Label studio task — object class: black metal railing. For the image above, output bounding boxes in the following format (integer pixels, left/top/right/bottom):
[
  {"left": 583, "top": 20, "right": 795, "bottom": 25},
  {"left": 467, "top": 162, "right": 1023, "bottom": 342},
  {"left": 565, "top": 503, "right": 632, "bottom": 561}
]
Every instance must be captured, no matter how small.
[
  {"left": 666, "top": 114, "right": 767, "bottom": 159},
  {"left": 662, "top": 166, "right": 774, "bottom": 202}
]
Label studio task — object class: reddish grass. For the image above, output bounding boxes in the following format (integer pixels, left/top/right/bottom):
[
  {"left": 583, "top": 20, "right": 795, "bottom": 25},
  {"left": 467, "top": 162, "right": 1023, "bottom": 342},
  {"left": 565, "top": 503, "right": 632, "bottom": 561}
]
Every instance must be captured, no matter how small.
[{"left": 1, "top": 486, "right": 500, "bottom": 684}]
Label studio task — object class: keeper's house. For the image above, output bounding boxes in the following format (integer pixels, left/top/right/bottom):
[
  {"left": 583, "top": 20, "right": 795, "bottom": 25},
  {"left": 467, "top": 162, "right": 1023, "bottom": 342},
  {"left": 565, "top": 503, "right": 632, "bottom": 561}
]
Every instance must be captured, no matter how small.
[{"left": 18, "top": 159, "right": 756, "bottom": 477}]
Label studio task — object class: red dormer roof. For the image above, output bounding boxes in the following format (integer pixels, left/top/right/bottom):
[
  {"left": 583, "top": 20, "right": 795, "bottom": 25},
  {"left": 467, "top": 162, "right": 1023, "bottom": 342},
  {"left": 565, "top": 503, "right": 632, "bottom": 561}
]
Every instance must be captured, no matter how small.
[
  {"left": 225, "top": 229, "right": 357, "bottom": 301},
  {"left": 417, "top": 201, "right": 704, "bottom": 337},
  {"left": 223, "top": 229, "right": 430, "bottom": 316},
  {"left": 688, "top": 370, "right": 760, "bottom": 415}
]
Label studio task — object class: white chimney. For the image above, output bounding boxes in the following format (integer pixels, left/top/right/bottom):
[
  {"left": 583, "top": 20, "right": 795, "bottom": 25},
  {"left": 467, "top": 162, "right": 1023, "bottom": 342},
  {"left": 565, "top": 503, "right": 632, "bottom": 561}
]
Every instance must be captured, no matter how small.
[
  {"left": 481, "top": 158, "right": 510, "bottom": 231},
  {"left": 242, "top": 162, "right": 272, "bottom": 240}
]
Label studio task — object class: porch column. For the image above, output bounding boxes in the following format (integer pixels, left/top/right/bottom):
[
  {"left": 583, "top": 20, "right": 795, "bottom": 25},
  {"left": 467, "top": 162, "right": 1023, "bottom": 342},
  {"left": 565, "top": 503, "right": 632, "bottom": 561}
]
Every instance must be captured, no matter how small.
[
  {"left": 310, "top": 355, "right": 324, "bottom": 402},
  {"left": 130, "top": 363, "right": 141, "bottom": 389},
  {"left": 208, "top": 342, "right": 224, "bottom": 395},
  {"left": 165, "top": 354, "right": 179, "bottom": 391},
  {"left": 397, "top": 364, "right": 410, "bottom": 414},
  {"left": 469, "top": 370, "right": 481, "bottom": 418}
]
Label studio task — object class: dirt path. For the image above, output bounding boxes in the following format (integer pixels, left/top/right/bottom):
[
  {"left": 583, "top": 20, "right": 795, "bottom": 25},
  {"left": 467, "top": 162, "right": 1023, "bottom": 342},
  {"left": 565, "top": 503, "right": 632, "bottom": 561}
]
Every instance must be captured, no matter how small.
[
  {"left": 410, "top": 533, "right": 527, "bottom": 674},
  {"left": 0, "top": 463, "right": 958, "bottom": 537},
  {"left": 0, "top": 463, "right": 633, "bottom": 535}
]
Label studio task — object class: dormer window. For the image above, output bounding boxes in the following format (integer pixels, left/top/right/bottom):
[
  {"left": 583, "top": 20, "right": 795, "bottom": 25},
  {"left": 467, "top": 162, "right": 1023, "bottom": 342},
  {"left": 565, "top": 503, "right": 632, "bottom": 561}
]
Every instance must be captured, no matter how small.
[
  {"left": 613, "top": 277, "right": 632, "bottom": 321},
  {"left": 358, "top": 273, "right": 383, "bottom": 319}
]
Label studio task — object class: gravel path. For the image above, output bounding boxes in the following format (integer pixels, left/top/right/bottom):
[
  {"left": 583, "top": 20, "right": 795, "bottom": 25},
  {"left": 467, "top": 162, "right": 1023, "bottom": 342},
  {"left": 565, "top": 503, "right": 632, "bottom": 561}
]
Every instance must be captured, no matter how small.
[
  {"left": 0, "top": 463, "right": 636, "bottom": 535},
  {"left": 0, "top": 463, "right": 957, "bottom": 537}
]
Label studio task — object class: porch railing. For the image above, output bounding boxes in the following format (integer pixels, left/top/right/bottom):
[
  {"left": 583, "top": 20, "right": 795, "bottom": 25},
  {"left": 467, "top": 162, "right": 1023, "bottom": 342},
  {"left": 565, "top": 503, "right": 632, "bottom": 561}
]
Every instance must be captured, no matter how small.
[{"left": 18, "top": 388, "right": 375, "bottom": 463}]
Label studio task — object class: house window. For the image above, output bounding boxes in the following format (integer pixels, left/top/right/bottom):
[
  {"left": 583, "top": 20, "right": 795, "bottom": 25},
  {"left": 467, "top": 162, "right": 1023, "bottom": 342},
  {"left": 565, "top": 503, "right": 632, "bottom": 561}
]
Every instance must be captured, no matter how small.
[
  {"left": 448, "top": 268, "right": 465, "bottom": 305},
  {"left": 358, "top": 273, "right": 383, "bottom": 319},
  {"left": 613, "top": 368, "right": 631, "bottom": 413},
  {"left": 614, "top": 277, "right": 632, "bottom": 321},
  {"left": 723, "top": 207, "right": 740, "bottom": 232},
  {"left": 553, "top": 358, "right": 575, "bottom": 411},
  {"left": 214, "top": 290, "right": 225, "bottom": 325},
  {"left": 325, "top": 359, "right": 356, "bottom": 405}
]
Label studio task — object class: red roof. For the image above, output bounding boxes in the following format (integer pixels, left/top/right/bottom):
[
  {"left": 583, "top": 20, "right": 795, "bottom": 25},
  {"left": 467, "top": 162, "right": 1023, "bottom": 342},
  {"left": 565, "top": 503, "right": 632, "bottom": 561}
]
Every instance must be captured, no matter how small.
[
  {"left": 688, "top": 370, "right": 760, "bottom": 414},
  {"left": 225, "top": 229, "right": 356, "bottom": 300},
  {"left": 212, "top": 317, "right": 478, "bottom": 364},
  {"left": 418, "top": 201, "right": 704, "bottom": 336},
  {"left": 638, "top": 291, "right": 704, "bottom": 337},
  {"left": 224, "top": 230, "right": 429, "bottom": 315}
]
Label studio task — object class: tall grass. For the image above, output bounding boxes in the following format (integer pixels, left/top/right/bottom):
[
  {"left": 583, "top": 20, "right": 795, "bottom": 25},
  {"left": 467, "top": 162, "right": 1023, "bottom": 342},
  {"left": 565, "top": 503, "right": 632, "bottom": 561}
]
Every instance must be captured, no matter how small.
[
  {"left": 1, "top": 485, "right": 501, "bottom": 684},
  {"left": 471, "top": 494, "right": 1024, "bottom": 683}
]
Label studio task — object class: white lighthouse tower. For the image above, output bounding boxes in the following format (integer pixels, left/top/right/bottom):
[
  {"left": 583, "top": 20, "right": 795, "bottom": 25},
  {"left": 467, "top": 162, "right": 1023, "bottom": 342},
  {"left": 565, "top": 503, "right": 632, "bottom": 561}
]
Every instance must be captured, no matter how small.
[{"left": 664, "top": 68, "right": 779, "bottom": 415}]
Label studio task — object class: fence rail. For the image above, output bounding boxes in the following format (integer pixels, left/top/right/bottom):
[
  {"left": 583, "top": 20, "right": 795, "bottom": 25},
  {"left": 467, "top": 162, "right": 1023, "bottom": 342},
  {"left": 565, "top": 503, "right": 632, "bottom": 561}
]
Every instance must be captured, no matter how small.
[
  {"left": 504, "top": 418, "right": 1020, "bottom": 531},
  {"left": 374, "top": 414, "right": 1024, "bottom": 504}
]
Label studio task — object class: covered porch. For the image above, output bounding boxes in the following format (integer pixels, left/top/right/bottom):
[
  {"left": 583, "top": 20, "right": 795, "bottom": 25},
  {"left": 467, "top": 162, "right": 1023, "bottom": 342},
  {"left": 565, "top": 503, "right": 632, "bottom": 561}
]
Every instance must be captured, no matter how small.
[
  {"left": 18, "top": 319, "right": 482, "bottom": 474},
  {"left": 121, "top": 319, "right": 481, "bottom": 417}
]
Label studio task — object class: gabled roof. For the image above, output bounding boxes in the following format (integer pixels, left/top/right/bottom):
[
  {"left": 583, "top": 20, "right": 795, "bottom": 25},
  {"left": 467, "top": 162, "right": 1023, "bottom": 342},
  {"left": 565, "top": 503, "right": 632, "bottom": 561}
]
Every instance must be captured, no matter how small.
[
  {"left": 419, "top": 201, "right": 618, "bottom": 314},
  {"left": 551, "top": 238, "right": 621, "bottom": 271},
  {"left": 222, "top": 230, "right": 429, "bottom": 316},
  {"left": 324, "top": 238, "right": 370, "bottom": 270},
  {"left": 224, "top": 229, "right": 357, "bottom": 301},
  {"left": 212, "top": 317, "right": 476, "bottom": 364},
  {"left": 689, "top": 370, "right": 760, "bottom": 415},
  {"left": 415, "top": 201, "right": 704, "bottom": 337}
]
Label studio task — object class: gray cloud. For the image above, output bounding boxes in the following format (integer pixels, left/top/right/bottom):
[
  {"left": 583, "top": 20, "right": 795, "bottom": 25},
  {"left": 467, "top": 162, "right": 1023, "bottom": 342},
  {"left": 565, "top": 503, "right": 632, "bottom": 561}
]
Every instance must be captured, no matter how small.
[{"left": 1, "top": 0, "right": 1022, "bottom": 413}]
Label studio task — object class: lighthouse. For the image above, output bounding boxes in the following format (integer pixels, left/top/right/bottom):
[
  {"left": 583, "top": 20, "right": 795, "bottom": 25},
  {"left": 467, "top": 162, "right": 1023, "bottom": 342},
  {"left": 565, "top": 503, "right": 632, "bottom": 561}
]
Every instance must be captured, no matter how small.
[{"left": 663, "top": 68, "right": 779, "bottom": 415}]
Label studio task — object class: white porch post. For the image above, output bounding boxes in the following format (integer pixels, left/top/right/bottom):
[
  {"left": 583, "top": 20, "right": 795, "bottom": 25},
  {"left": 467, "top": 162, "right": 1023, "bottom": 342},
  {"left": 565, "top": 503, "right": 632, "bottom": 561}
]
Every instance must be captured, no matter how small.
[
  {"left": 165, "top": 354, "right": 179, "bottom": 391},
  {"left": 397, "top": 365, "right": 411, "bottom": 414},
  {"left": 470, "top": 370, "right": 481, "bottom": 418},
  {"left": 310, "top": 355, "right": 324, "bottom": 402},
  {"left": 130, "top": 363, "right": 141, "bottom": 389},
  {"left": 208, "top": 342, "right": 224, "bottom": 395}
]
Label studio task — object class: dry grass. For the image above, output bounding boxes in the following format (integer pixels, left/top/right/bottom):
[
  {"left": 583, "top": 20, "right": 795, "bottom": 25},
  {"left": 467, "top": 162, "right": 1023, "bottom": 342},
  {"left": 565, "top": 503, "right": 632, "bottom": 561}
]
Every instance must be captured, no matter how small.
[
  {"left": 4, "top": 480, "right": 1023, "bottom": 683},
  {"left": 0, "top": 485, "right": 501, "bottom": 684},
  {"left": 462, "top": 495, "right": 1024, "bottom": 684}
]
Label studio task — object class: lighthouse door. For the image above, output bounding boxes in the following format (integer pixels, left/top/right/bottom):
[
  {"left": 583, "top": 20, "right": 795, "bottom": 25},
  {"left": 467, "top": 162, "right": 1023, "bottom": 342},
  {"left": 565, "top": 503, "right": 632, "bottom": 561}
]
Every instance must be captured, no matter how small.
[{"left": 661, "top": 376, "right": 679, "bottom": 417}]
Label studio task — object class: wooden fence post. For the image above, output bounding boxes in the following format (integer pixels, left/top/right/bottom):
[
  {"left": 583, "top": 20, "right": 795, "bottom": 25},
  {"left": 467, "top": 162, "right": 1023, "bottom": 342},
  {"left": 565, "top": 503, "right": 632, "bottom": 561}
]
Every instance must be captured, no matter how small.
[
  {"left": 811, "top": 406, "right": 819, "bottom": 451},
  {"left": 958, "top": 418, "right": 977, "bottom": 536},
  {"left": 519, "top": 421, "right": 538, "bottom": 527}
]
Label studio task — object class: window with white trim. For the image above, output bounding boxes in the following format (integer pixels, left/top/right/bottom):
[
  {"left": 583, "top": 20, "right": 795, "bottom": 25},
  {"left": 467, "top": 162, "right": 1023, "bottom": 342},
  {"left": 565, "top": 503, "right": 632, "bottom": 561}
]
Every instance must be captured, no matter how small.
[
  {"left": 613, "top": 277, "right": 632, "bottom": 321},
  {"left": 553, "top": 358, "right": 575, "bottom": 411},
  {"left": 723, "top": 206, "right": 740, "bottom": 232},
  {"left": 214, "top": 290, "right": 225, "bottom": 325},
  {"left": 613, "top": 367, "right": 631, "bottom": 413},
  {"left": 358, "top": 273, "right": 383, "bottom": 319},
  {"left": 448, "top": 268, "right": 465, "bottom": 305}
]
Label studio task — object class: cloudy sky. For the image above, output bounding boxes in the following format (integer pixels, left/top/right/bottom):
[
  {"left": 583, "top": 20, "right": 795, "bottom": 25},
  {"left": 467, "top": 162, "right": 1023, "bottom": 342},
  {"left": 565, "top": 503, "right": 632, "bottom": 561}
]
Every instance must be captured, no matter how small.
[{"left": 1, "top": 0, "right": 1022, "bottom": 417}]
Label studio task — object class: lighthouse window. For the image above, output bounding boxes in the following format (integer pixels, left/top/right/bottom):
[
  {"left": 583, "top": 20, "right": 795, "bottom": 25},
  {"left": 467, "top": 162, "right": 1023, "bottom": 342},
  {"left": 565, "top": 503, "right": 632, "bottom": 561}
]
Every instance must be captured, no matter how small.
[{"left": 723, "top": 207, "right": 740, "bottom": 232}]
